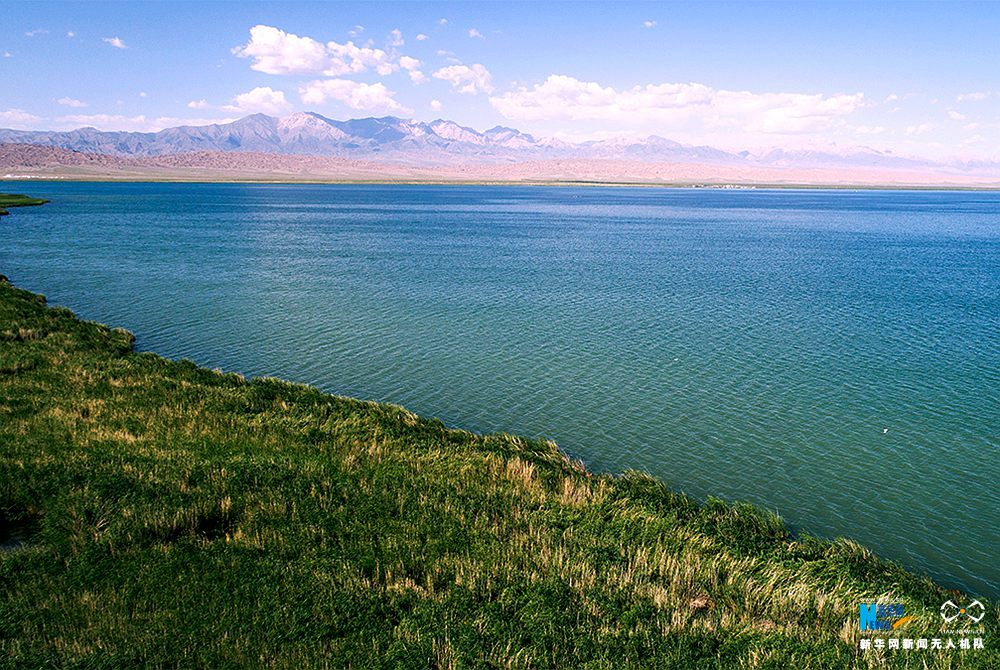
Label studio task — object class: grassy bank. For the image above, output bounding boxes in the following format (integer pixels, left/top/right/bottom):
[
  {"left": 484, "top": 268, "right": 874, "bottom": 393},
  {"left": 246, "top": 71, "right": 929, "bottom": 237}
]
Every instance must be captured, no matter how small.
[
  {"left": 0, "top": 277, "right": 994, "bottom": 668},
  {"left": 0, "top": 193, "right": 49, "bottom": 216}
]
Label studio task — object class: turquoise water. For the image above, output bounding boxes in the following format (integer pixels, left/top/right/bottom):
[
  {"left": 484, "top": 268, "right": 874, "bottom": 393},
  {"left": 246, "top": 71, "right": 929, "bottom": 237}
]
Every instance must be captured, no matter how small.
[{"left": 2, "top": 182, "right": 997, "bottom": 598}]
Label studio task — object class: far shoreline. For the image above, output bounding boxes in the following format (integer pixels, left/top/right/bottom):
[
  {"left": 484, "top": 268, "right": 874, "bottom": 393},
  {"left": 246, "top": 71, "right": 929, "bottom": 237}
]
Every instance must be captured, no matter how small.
[{"left": 4, "top": 176, "right": 1000, "bottom": 191}]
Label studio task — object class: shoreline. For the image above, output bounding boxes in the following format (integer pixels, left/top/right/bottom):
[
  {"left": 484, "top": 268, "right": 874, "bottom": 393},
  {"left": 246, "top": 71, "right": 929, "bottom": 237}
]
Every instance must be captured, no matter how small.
[
  {"left": 1, "top": 190, "right": 995, "bottom": 600},
  {"left": 4, "top": 175, "right": 1000, "bottom": 191},
  {"left": 1, "top": 274, "right": 996, "bottom": 666},
  {"left": 0, "top": 192, "right": 50, "bottom": 215}
]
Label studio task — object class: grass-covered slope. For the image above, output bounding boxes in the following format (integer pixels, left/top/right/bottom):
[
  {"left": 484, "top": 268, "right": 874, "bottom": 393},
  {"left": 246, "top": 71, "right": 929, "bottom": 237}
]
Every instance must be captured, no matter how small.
[
  {"left": 0, "top": 277, "right": 994, "bottom": 669},
  {"left": 0, "top": 193, "right": 49, "bottom": 216}
]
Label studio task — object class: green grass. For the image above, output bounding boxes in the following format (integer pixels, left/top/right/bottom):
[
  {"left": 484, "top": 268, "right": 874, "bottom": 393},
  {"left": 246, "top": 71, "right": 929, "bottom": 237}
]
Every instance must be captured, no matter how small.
[
  {"left": 0, "top": 193, "right": 49, "bottom": 216},
  {"left": 0, "top": 276, "right": 994, "bottom": 669}
]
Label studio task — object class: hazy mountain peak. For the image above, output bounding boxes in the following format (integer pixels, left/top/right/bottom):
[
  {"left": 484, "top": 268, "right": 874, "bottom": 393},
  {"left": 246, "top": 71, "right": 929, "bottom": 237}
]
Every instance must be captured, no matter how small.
[{"left": 429, "top": 119, "right": 486, "bottom": 145}]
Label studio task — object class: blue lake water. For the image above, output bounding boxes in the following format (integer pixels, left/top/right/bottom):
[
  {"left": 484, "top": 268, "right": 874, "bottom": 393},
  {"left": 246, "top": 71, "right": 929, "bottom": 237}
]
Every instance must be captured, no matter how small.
[{"left": 2, "top": 182, "right": 997, "bottom": 598}]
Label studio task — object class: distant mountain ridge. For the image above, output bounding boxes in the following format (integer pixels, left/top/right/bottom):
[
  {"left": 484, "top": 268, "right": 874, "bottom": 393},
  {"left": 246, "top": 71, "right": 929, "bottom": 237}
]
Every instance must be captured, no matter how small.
[
  {"left": 0, "top": 113, "right": 560, "bottom": 164},
  {"left": 2, "top": 112, "right": 997, "bottom": 179}
]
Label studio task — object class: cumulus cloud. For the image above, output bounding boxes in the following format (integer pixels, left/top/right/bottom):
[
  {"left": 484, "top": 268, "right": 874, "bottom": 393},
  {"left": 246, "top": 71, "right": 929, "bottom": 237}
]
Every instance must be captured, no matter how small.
[
  {"left": 233, "top": 25, "right": 417, "bottom": 78},
  {"left": 25, "top": 29, "right": 49, "bottom": 37},
  {"left": 416, "top": 33, "right": 428, "bottom": 41},
  {"left": 232, "top": 25, "right": 328, "bottom": 74},
  {"left": 468, "top": 28, "right": 483, "bottom": 39},
  {"left": 56, "top": 97, "right": 87, "bottom": 108},
  {"left": 66, "top": 31, "right": 75, "bottom": 38},
  {"left": 433, "top": 64, "right": 494, "bottom": 95},
  {"left": 489, "top": 75, "right": 864, "bottom": 133},
  {"left": 299, "top": 79, "right": 409, "bottom": 113},
  {"left": 187, "top": 99, "right": 210, "bottom": 109},
  {"left": 398, "top": 58, "right": 427, "bottom": 84},
  {"left": 430, "top": 99, "right": 442, "bottom": 111},
  {"left": 348, "top": 25, "right": 364, "bottom": 37},
  {"left": 3, "top": 52, "right": 11, "bottom": 58},
  {"left": 0, "top": 108, "right": 43, "bottom": 129},
  {"left": 438, "top": 18, "right": 448, "bottom": 26},
  {"left": 643, "top": 20, "right": 657, "bottom": 28},
  {"left": 223, "top": 86, "right": 292, "bottom": 115},
  {"left": 948, "top": 110, "right": 966, "bottom": 121},
  {"left": 103, "top": 36, "right": 127, "bottom": 49},
  {"left": 388, "top": 29, "right": 404, "bottom": 47}
]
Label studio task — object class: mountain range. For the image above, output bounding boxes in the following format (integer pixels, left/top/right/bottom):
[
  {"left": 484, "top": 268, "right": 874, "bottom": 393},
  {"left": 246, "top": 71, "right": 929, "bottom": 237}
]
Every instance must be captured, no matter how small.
[
  {"left": 0, "top": 112, "right": 740, "bottom": 164},
  {"left": 1, "top": 112, "right": 998, "bottom": 184}
]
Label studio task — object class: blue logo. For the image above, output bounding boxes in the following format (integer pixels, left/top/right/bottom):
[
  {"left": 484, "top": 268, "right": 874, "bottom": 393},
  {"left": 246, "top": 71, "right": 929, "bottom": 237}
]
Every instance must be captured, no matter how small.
[{"left": 860, "top": 603, "right": 908, "bottom": 631}]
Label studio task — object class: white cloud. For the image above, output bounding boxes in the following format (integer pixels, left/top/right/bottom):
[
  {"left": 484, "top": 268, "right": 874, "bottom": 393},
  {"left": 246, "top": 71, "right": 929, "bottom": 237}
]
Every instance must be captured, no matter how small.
[
  {"left": 348, "top": 25, "right": 364, "bottom": 37},
  {"left": 3, "top": 52, "right": 12, "bottom": 58},
  {"left": 56, "top": 97, "right": 88, "bottom": 108},
  {"left": 906, "top": 122, "right": 935, "bottom": 135},
  {"left": 66, "top": 31, "right": 75, "bottom": 38},
  {"left": 430, "top": 99, "right": 442, "bottom": 111},
  {"left": 222, "top": 86, "right": 292, "bottom": 115},
  {"left": 299, "top": 79, "right": 409, "bottom": 113},
  {"left": 436, "top": 49, "right": 459, "bottom": 62},
  {"left": 0, "top": 108, "right": 43, "bottom": 129},
  {"left": 489, "top": 75, "right": 864, "bottom": 134},
  {"left": 948, "top": 110, "right": 966, "bottom": 121},
  {"left": 233, "top": 25, "right": 409, "bottom": 77},
  {"left": 854, "top": 125, "right": 885, "bottom": 135},
  {"left": 884, "top": 93, "right": 899, "bottom": 103},
  {"left": 438, "top": 18, "right": 449, "bottom": 26},
  {"left": 103, "top": 36, "right": 127, "bottom": 49},
  {"left": 399, "top": 56, "right": 420, "bottom": 71},
  {"left": 957, "top": 91, "right": 989, "bottom": 102},
  {"left": 321, "top": 38, "right": 398, "bottom": 76},
  {"left": 187, "top": 99, "right": 210, "bottom": 109},
  {"left": 388, "top": 29, "right": 404, "bottom": 47},
  {"left": 468, "top": 28, "right": 483, "bottom": 39},
  {"left": 643, "top": 20, "right": 657, "bottom": 29},
  {"left": 25, "top": 29, "right": 48, "bottom": 37},
  {"left": 399, "top": 56, "right": 428, "bottom": 84},
  {"left": 416, "top": 33, "right": 428, "bottom": 41},
  {"left": 433, "top": 64, "right": 494, "bottom": 95},
  {"left": 232, "top": 25, "right": 328, "bottom": 74}
]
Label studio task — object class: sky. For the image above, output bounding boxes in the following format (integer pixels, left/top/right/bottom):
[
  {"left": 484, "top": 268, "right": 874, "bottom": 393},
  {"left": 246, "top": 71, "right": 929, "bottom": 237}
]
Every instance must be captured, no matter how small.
[{"left": 2, "top": 0, "right": 999, "bottom": 161}]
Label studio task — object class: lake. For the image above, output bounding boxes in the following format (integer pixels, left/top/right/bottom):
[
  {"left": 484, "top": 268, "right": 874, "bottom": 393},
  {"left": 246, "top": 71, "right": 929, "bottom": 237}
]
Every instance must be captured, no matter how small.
[{"left": 2, "top": 181, "right": 997, "bottom": 598}]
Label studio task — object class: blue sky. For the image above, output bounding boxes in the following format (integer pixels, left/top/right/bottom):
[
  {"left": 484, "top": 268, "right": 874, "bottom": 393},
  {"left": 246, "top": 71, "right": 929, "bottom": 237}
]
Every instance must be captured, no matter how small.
[{"left": 2, "top": 1, "right": 999, "bottom": 160}]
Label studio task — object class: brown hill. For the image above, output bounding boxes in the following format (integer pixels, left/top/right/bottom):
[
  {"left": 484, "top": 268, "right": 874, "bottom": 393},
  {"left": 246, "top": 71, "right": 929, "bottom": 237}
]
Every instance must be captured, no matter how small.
[{"left": 2, "top": 142, "right": 998, "bottom": 187}]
